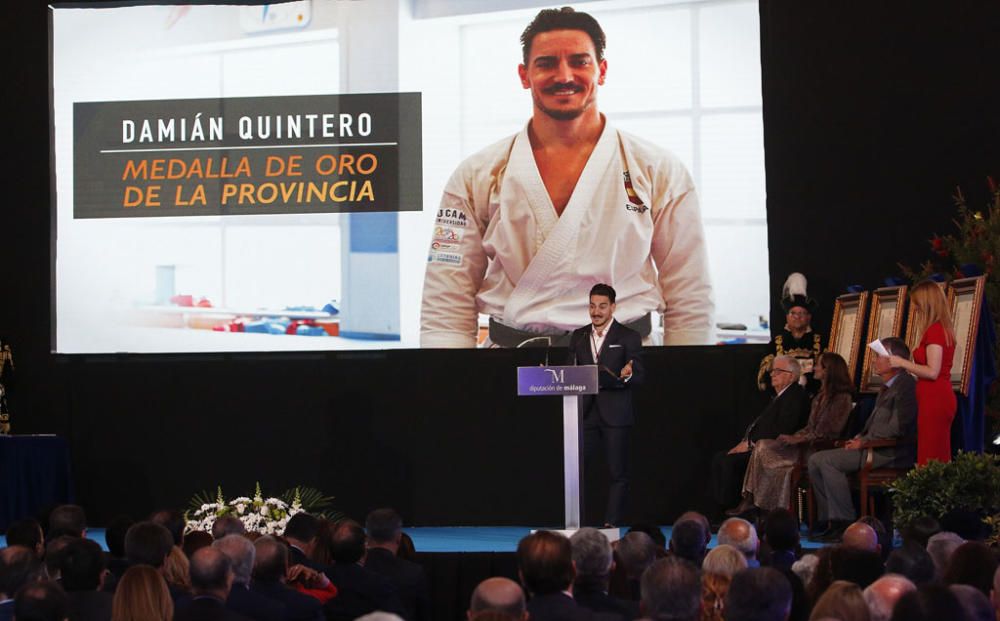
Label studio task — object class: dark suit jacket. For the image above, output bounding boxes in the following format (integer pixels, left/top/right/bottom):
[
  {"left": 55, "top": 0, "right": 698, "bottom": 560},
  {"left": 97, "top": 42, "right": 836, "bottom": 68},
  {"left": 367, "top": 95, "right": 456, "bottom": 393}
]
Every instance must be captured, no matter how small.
[
  {"left": 226, "top": 583, "right": 285, "bottom": 621},
  {"left": 175, "top": 596, "right": 253, "bottom": 621},
  {"left": 572, "top": 585, "right": 637, "bottom": 620},
  {"left": 288, "top": 546, "right": 333, "bottom": 578},
  {"left": 568, "top": 320, "right": 644, "bottom": 427},
  {"left": 323, "top": 562, "right": 403, "bottom": 621},
  {"left": 250, "top": 580, "right": 323, "bottom": 621},
  {"left": 747, "top": 383, "right": 809, "bottom": 443},
  {"left": 858, "top": 371, "right": 917, "bottom": 467},
  {"left": 527, "top": 592, "right": 622, "bottom": 621},
  {"left": 362, "top": 548, "right": 430, "bottom": 621},
  {"left": 66, "top": 590, "right": 113, "bottom": 621}
]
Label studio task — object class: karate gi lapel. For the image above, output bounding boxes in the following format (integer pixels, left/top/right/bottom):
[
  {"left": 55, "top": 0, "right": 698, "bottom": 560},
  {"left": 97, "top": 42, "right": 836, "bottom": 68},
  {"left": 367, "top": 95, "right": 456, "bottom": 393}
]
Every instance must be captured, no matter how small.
[{"left": 503, "top": 125, "right": 619, "bottom": 323}]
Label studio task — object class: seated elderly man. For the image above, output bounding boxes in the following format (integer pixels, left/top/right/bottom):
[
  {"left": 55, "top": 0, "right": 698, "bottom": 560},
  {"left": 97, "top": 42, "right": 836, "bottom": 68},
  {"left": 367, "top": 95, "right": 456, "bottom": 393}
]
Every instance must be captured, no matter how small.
[
  {"left": 711, "top": 355, "right": 809, "bottom": 513},
  {"left": 809, "top": 337, "right": 917, "bottom": 542}
]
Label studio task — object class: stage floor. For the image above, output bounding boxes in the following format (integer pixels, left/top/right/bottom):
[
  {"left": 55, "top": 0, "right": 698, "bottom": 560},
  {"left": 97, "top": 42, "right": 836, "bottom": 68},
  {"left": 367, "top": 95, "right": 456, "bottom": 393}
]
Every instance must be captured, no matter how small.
[{"left": 2, "top": 525, "right": 823, "bottom": 552}]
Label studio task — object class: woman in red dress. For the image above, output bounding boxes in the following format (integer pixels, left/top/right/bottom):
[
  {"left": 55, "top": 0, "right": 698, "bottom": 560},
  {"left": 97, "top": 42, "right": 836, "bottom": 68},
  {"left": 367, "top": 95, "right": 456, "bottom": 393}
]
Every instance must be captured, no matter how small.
[{"left": 889, "top": 280, "right": 957, "bottom": 464}]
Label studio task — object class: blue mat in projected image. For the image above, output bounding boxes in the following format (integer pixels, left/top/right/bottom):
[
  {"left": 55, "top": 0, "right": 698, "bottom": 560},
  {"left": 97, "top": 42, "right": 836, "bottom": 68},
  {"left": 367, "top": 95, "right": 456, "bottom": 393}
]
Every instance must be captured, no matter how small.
[{"left": 0, "top": 525, "right": 824, "bottom": 553}]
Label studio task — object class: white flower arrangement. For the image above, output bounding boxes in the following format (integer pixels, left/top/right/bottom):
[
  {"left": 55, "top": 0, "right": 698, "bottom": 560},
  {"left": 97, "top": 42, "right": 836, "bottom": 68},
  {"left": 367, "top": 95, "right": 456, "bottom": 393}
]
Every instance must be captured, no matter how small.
[{"left": 185, "top": 483, "right": 304, "bottom": 535}]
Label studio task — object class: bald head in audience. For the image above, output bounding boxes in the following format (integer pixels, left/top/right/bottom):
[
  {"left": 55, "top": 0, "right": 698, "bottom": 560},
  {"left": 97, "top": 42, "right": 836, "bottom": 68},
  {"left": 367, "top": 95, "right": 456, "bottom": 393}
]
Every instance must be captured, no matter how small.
[
  {"left": 718, "top": 518, "right": 759, "bottom": 565},
  {"left": 863, "top": 574, "right": 916, "bottom": 621},
  {"left": 843, "top": 522, "right": 880, "bottom": 553},
  {"left": 926, "top": 531, "right": 963, "bottom": 579},
  {"left": 468, "top": 577, "right": 527, "bottom": 621},
  {"left": 676, "top": 511, "right": 712, "bottom": 546},
  {"left": 189, "top": 547, "right": 234, "bottom": 600}
]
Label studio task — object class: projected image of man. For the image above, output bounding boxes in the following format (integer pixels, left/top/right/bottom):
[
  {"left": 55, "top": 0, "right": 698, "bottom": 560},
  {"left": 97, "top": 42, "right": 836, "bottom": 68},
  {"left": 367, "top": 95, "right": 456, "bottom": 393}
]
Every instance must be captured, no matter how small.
[{"left": 420, "top": 7, "right": 714, "bottom": 348}]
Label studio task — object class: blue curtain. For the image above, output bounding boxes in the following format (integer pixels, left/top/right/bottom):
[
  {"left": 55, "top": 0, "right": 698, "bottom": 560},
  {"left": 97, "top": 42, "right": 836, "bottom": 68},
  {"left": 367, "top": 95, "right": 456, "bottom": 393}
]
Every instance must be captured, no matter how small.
[{"left": 956, "top": 299, "right": 998, "bottom": 453}]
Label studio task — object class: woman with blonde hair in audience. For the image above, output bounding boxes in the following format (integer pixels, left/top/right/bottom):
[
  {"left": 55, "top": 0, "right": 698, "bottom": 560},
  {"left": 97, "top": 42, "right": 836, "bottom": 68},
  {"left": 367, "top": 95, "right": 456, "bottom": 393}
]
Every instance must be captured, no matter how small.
[
  {"left": 888, "top": 280, "right": 957, "bottom": 464},
  {"left": 809, "top": 580, "right": 871, "bottom": 621},
  {"left": 161, "top": 545, "right": 191, "bottom": 594},
  {"left": 700, "top": 545, "right": 748, "bottom": 621},
  {"left": 111, "top": 565, "right": 174, "bottom": 621}
]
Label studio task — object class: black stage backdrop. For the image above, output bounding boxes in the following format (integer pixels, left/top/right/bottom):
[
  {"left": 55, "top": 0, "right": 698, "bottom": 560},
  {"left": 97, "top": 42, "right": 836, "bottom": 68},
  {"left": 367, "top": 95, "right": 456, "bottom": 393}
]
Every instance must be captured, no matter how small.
[{"left": 2, "top": 1, "right": 1000, "bottom": 526}]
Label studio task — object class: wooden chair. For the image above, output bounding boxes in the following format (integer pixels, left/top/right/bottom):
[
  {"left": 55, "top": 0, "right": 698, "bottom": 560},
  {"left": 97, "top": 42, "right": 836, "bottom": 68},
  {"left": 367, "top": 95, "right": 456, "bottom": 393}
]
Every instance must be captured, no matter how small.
[{"left": 854, "top": 438, "right": 909, "bottom": 517}]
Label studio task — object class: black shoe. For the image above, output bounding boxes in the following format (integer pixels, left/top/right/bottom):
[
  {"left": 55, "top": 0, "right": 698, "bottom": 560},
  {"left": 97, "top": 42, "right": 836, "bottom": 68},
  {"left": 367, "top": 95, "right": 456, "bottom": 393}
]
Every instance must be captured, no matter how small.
[{"left": 725, "top": 496, "right": 756, "bottom": 517}]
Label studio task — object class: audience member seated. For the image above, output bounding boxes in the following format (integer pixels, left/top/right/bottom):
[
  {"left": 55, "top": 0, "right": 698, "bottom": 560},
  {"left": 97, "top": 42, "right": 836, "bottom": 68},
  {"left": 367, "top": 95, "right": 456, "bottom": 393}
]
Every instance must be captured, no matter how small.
[
  {"left": 163, "top": 545, "right": 192, "bottom": 597},
  {"left": 673, "top": 513, "right": 711, "bottom": 550},
  {"left": 829, "top": 546, "right": 883, "bottom": 590},
  {"left": 397, "top": 533, "right": 417, "bottom": 563},
  {"left": 889, "top": 583, "right": 969, "bottom": 621},
  {"left": 949, "top": 584, "right": 994, "bottom": 621},
  {"left": 737, "top": 352, "right": 854, "bottom": 516},
  {"left": 150, "top": 509, "right": 186, "bottom": 547},
  {"left": 899, "top": 516, "right": 940, "bottom": 548},
  {"left": 808, "top": 580, "right": 870, "bottom": 621},
  {"left": 790, "top": 554, "right": 818, "bottom": 592},
  {"left": 516, "top": 530, "right": 617, "bottom": 621},
  {"left": 637, "top": 557, "right": 700, "bottom": 621},
  {"left": 883, "top": 542, "right": 934, "bottom": 586},
  {"left": 759, "top": 509, "right": 800, "bottom": 571},
  {"left": 854, "top": 516, "right": 891, "bottom": 562},
  {"left": 14, "top": 580, "right": 69, "bottom": 621},
  {"left": 718, "top": 518, "right": 760, "bottom": 568},
  {"left": 250, "top": 536, "right": 324, "bottom": 621},
  {"left": 4, "top": 520, "right": 44, "bottom": 559},
  {"left": 942, "top": 541, "right": 998, "bottom": 597},
  {"left": 60, "top": 537, "right": 112, "bottom": 621},
  {"left": 49, "top": 505, "right": 87, "bottom": 540},
  {"left": 281, "top": 514, "right": 327, "bottom": 575},
  {"left": 44, "top": 536, "right": 74, "bottom": 583},
  {"left": 713, "top": 356, "right": 809, "bottom": 513},
  {"left": 467, "top": 577, "right": 527, "bottom": 621},
  {"left": 363, "top": 508, "right": 430, "bottom": 621},
  {"left": 862, "top": 574, "right": 915, "bottom": 621},
  {"left": 1, "top": 545, "right": 43, "bottom": 620},
  {"left": 323, "top": 520, "right": 403, "bottom": 621},
  {"left": 212, "top": 517, "right": 247, "bottom": 542},
  {"left": 212, "top": 535, "right": 284, "bottom": 621},
  {"left": 701, "top": 545, "right": 747, "bottom": 621},
  {"left": 609, "top": 531, "right": 656, "bottom": 601},
  {"left": 925, "top": 531, "right": 964, "bottom": 580},
  {"left": 725, "top": 568, "right": 793, "bottom": 621},
  {"left": 175, "top": 547, "right": 249, "bottom": 621},
  {"left": 624, "top": 524, "right": 667, "bottom": 551},
  {"left": 111, "top": 565, "right": 174, "bottom": 621},
  {"left": 184, "top": 532, "right": 215, "bottom": 559},
  {"left": 124, "top": 521, "right": 186, "bottom": 605},
  {"left": 842, "top": 523, "right": 879, "bottom": 554},
  {"left": 569, "top": 528, "right": 635, "bottom": 620},
  {"left": 808, "top": 337, "right": 916, "bottom": 543},
  {"left": 104, "top": 516, "right": 133, "bottom": 581},
  {"left": 669, "top": 520, "right": 707, "bottom": 566}
]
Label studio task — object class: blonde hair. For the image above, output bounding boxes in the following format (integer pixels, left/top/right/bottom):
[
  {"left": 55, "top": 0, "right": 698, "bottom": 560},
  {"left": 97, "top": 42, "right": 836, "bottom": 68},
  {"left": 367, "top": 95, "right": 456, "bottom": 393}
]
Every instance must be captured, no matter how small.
[
  {"left": 909, "top": 280, "right": 955, "bottom": 347},
  {"left": 162, "top": 545, "right": 191, "bottom": 593},
  {"left": 112, "top": 565, "right": 174, "bottom": 621},
  {"left": 700, "top": 573, "right": 731, "bottom": 621},
  {"left": 809, "top": 580, "right": 871, "bottom": 621},
  {"left": 702, "top": 544, "right": 748, "bottom": 578}
]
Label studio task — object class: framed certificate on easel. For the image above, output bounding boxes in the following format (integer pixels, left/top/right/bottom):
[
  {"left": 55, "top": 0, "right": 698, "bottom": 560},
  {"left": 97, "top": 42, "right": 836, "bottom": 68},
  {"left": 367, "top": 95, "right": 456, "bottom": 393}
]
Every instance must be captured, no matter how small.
[
  {"left": 829, "top": 291, "right": 870, "bottom": 385},
  {"left": 947, "top": 276, "right": 985, "bottom": 396},
  {"left": 860, "top": 286, "right": 908, "bottom": 393}
]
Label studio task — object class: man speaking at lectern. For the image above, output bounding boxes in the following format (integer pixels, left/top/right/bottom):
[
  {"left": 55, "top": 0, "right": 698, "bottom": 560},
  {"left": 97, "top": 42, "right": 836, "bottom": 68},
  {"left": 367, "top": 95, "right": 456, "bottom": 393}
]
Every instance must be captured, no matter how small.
[{"left": 568, "top": 283, "right": 644, "bottom": 527}]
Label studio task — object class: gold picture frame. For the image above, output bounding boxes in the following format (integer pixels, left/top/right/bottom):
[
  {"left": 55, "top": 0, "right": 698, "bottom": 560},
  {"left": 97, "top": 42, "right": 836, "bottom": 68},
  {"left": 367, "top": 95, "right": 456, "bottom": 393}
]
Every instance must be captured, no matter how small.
[
  {"left": 859, "top": 285, "right": 908, "bottom": 393},
  {"left": 829, "top": 291, "right": 870, "bottom": 385},
  {"left": 947, "top": 276, "right": 985, "bottom": 396}
]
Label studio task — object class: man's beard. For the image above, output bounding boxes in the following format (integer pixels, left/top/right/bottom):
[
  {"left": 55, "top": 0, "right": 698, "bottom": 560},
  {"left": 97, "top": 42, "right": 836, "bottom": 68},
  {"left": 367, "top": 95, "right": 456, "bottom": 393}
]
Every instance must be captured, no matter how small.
[{"left": 533, "top": 84, "right": 595, "bottom": 121}]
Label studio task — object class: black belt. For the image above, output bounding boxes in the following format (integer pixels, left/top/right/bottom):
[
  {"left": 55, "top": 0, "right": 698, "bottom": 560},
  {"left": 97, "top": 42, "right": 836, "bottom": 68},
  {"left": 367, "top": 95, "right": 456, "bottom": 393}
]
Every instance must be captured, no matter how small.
[{"left": 488, "top": 314, "right": 652, "bottom": 348}]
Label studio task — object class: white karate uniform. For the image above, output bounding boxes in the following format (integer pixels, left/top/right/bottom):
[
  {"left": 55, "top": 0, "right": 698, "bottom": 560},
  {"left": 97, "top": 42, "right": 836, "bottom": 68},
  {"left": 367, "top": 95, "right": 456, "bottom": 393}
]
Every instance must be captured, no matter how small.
[{"left": 421, "top": 120, "right": 714, "bottom": 348}]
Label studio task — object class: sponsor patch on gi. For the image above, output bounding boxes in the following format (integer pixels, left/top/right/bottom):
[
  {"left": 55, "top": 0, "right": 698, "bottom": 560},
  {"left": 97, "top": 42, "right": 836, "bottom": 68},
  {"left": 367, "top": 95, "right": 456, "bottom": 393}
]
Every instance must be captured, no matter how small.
[
  {"left": 430, "top": 240, "right": 461, "bottom": 252},
  {"left": 623, "top": 171, "right": 649, "bottom": 213},
  {"left": 433, "top": 226, "right": 463, "bottom": 243},
  {"left": 435, "top": 208, "right": 469, "bottom": 228},
  {"left": 428, "top": 251, "right": 463, "bottom": 266}
]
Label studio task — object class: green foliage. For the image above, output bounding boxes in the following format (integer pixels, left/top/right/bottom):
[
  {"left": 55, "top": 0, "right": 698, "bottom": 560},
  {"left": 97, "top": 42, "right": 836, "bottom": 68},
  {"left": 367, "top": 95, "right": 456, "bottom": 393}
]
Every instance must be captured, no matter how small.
[
  {"left": 891, "top": 452, "right": 1000, "bottom": 539},
  {"left": 279, "top": 486, "right": 344, "bottom": 521}
]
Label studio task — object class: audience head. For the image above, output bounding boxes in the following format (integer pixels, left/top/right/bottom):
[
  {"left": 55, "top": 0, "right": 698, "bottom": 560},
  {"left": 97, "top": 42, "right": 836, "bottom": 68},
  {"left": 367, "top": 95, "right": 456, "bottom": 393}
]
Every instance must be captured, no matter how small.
[
  {"left": 950, "top": 584, "right": 994, "bottom": 621},
  {"left": 516, "top": 530, "right": 574, "bottom": 596},
  {"left": 355, "top": 614, "right": 405, "bottom": 621},
  {"left": 210, "top": 515, "right": 246, "bottom": 541},
  {"left": 669, "top": 519, "right": 707, "bottom": 565},
  {"left": 397, "top": 531, "right": 418, "bottom": 562},
  {"left": 182, "top": 530, "right": 213, "bottom": 558},
  {"left": 112, "top": 564, "right": 174, "bottom": 621},
  {"left": 0, "top": 545, "right": 42, "bottom": 599},
  {"left": 212, "top": 534, "right": 255, "bottom": 586},
  {"left": 889, "top": 583, "right": 968, "bottom": 621},
  {"left": 44, "top": 537, "right": 74, "bottom": 580},
  {"left": 900, "top": 516, "right": 940, "bottom": 548},
  {"left": 702, "top": 544, "right": 748, "bottom": 578},
  {"left": 674, "top": 513, "right": 710, "bottom": 546},
  {"left": 331, "top": 520, "right": 367, "bottom": 564},
  {"left": 763, "top": 508, "right": 800, "bottom": 554},
  {"left": 725, "top": 567, "right": 792, "bottom": 621},
  {"left": 943, "top": 541, "right": 998, "bottom": 596},
  {"left": 5, "top": 519, "right": 44, "bottom": 557},
  {"left": 252, "top": 536, "right": 289, "bottom": 584},
  {"left": 468, "top": 577, "right": 527, "bottom": 621},
  {"left": 817, "top": 352, "right": 853, "bottom": 394},
  {"left": 124, "top": 521, "right": 174, "bottom": 569},
  {"left": 616, "top": 531, "right": 657, "bottom": 580},
  {"left": 830, "top": 546, "right": 884, "bottom": 589},
  {"left": 791, "top": 553, "right": 819, "bottom": 590},
  {"left": 282, "top": 512, "right": 320, "bottom": 553},
  {"left": 884, "top": 541, "right": 935, "bottom": 586},
  {"left": 718, "top": 517, "right": 759, "bottom": 563},
  {"left": 843, "top": 522, "right": 880, "bottom": 553},
  {"left": 161, "top": 546, "right": 191, "bottom": 593},
  {"left": 926, "top": 531, "right": 965, "bottom": 579},
  {"left": 569, "top": 528, "right": 613, "bottom": 588},
  {"left": 59, "top": 537, "right": 107, "bottom": 592},
  {"left": 189, "top": 547, "right": 233, "bottom": 598},
  {"left": 626, "top": 523, "right": 668, "bottom": 549},
  {"left": 809, "top": 580, "right": 870, "bottom": 621},
  {"left": 13, "top": 580, "right": 69, "bottom": 621},
  {"left": 771, "top": 356, "right": 801, "bottom": 392},
  {"left": 863, "top": 574, "right": 916, "bottom": 621},
  {"left": 149, "top": 509, "right": 186, "bottom": 546},
  {"left": 640, "top": 556, "right": 701, "bottom": 621},
  {"left": 856, "top": 516, "right": 891, "bottom": 561},
  {"left": 365, "top": 508, "right": 404, "bottom": 547},
  {"left": 48, "top": 505, "right": 87, "bottom": 539},
  {"left": 105, "top": 515, "right": 134, "bottom": 559}
]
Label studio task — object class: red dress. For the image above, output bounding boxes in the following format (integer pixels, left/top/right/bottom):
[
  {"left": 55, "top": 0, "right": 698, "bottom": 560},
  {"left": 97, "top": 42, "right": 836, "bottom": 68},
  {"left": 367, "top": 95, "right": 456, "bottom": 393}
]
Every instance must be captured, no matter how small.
[{"left": 913, "top": 321, "right": 957, "bottom": 464}]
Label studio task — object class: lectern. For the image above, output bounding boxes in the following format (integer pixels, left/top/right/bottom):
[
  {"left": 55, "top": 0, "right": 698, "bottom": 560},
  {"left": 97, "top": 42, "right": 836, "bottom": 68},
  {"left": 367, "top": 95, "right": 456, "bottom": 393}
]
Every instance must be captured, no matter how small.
[{"left": 517, "top": 365, "right": 598, "bottom": 530}]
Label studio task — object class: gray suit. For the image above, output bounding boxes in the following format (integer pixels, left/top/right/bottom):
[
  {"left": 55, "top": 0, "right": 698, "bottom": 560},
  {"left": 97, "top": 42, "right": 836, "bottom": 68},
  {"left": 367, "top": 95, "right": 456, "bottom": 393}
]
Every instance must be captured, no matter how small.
[{"left": 808, "top": 372, "right": 917, "bottom": 521}]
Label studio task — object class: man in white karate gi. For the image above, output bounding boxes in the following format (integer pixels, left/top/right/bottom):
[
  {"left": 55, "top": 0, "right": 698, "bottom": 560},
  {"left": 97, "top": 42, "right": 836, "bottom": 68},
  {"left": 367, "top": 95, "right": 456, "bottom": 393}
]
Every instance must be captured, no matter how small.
[{"left": 421, "top": 7, "right": 714, "bottom": 348}]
